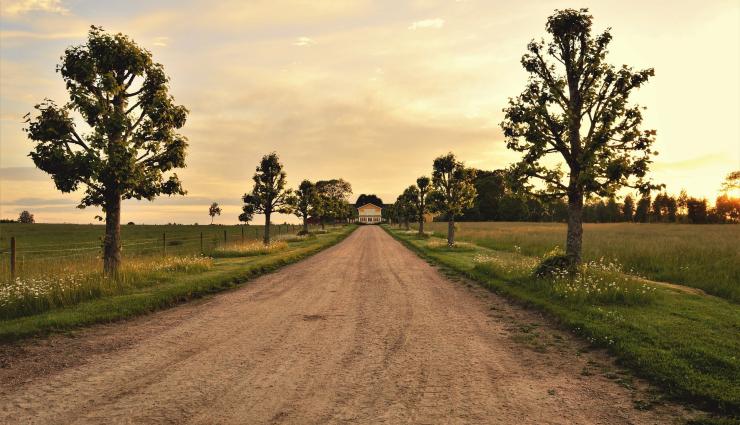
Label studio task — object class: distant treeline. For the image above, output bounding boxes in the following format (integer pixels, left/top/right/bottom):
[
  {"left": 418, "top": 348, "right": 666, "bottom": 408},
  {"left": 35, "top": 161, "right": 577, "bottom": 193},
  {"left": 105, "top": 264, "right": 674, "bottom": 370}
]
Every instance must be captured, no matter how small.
[{"left": 455, "top": 169, "right": 739, "bottom": 224}]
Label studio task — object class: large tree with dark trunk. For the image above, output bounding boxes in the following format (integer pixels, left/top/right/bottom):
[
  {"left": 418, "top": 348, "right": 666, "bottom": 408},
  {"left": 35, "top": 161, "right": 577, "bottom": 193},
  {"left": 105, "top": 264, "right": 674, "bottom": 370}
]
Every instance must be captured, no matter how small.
[
  {"left": 395, "top": 187, "right": 418, "bottom": 230},
  {"left": 428, "top": 153, "right": 476, "bottom": 246},
  {"left": 501, "top": 8, "right": 658, "bottom": 266},
  {"left": 242, "top": 153, "right": 293, "bottom": 244},
  {"left": 24, "top": 26, "right": 188, "bottom": 275}
]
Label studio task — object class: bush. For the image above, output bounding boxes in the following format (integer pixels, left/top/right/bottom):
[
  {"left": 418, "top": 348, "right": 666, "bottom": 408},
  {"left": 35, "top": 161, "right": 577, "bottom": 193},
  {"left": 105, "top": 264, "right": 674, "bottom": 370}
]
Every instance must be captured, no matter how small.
[{"left": 533, "top": 254, "right": 572, "bottom": 278}]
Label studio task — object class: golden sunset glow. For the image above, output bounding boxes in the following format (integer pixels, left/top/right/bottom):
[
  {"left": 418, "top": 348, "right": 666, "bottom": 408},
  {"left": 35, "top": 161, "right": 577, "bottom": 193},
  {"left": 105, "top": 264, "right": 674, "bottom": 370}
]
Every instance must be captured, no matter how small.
[{"left": 1, "top": 0, "right": 738, "bottom": 223}]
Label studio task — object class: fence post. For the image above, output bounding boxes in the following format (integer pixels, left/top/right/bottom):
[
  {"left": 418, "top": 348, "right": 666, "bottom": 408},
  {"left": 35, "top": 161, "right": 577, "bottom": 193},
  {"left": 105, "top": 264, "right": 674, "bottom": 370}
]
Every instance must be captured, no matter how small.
[
  {"left": 163, "top": 232, "right": 166, "bottom": 255},
  {"left": 10, "top": 236, "right": 16, "bottom": 281},
  {"left": 241, "top": 226, "right": 244, "bottom": 242},
  {"left": 224, "top": 230, "right": 227, "bottom": 243}
]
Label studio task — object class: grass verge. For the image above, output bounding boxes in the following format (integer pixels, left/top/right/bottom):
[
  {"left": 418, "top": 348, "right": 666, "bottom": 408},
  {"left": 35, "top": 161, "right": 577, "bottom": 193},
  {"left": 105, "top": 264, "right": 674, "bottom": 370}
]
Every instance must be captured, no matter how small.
[
  {"left": 384, "top": 225, "right": 740, "bottom": 421},
  {"left": 0, "top": 225, "right": 355, "bottom": 342}
]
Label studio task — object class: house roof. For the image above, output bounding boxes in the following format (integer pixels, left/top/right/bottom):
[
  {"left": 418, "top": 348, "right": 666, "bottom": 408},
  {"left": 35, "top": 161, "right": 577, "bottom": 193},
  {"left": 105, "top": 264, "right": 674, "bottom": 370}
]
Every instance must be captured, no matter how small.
[{"left": 357, "top": 203, "right": 382, "bottom": 210}]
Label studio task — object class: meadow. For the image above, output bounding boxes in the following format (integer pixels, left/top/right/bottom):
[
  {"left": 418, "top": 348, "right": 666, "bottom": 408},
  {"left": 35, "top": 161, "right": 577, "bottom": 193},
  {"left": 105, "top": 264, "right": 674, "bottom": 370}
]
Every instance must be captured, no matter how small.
[
  {"left": 423, "top": 222, "right": 740, "bottom": 302},
  {"left": 387, "top": 226, "right": 740, "bottom": 419},
  {"left": 0, "top": 223, "right": 345, "bottom": 330}
]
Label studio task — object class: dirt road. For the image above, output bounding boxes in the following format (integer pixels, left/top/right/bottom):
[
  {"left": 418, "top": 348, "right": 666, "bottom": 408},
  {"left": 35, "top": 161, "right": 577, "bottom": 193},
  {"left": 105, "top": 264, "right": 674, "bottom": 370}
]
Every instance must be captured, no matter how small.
[{"left": 0, "top": 226, "right": 690, "bottom": 424}]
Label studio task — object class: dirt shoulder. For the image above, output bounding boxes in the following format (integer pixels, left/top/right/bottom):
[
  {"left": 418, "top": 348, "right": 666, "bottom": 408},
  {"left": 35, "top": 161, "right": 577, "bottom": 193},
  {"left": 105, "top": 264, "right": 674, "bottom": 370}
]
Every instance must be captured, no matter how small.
[{"left": 0, "top": 226, "right": 694, "bottom": 424}]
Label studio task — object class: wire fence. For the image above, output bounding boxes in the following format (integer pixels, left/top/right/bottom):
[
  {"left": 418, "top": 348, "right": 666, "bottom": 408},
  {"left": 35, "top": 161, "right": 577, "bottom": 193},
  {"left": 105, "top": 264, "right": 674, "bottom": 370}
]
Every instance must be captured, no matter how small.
[{"left": 0, "top": 223, "right": 322, "bottom": 280}]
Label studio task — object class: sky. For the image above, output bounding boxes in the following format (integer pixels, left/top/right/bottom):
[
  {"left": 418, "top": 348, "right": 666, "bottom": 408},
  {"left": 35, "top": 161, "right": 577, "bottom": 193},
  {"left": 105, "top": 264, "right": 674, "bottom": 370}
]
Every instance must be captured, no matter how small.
[{"left": 1, "top": 0, "right": 739, "bottom": 224}]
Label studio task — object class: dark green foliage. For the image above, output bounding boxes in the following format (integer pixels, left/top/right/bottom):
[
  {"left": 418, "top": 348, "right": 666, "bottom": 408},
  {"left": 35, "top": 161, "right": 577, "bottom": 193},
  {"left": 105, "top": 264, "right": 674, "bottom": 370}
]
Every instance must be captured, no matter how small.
[
  {"left": 634, "top": 195, "right": 651, "bottom": 223},
  {"left": 291, "top": 180, "right": 318, "bottom": 232},
  {"left": 355, "top": 194, "right": 383, "bottom": 208},
  {"left": 208, "top": 202, "right": 221, "bottom": 224},
  {"left": 428, "top": 153, "right": 477, "bottom": 245},
  {"left": 315, "top": 179, "right": 353, "bottom": 226},
  {"left": 395, "top": 186, "right": 418, "bottom": 229},
  {"left": 18, "top": 211, "right": 35, "bottom": 224},
  {"left": 24, "top": 26, "right": 188, "bottom": 274},
  {"left": 501, "top": 9, "right": 659, "bottom": 263},
  {"left": 242, "top": 152, "right": 293, "bottom": 244}
]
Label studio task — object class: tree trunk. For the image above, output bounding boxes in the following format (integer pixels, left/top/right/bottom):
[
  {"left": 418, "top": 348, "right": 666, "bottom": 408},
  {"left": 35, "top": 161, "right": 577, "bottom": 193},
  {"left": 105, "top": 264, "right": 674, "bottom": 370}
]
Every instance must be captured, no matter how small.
[
  {"left": 320, "top": 217, "right": 325, "bottom": 230},
  {"left": 404, "top": 216, "right": 410, "bottom": 230},
  {"left": 263, "top": 211, "right": 271, "bottom": 245},
  {"left": 565, "top": 186, "right": 584, "bottom": 267},
  {"left": 103, "top": 192, "right": 122, "bottom": 276},
  {"left": 447, "top": 218, "right": 455, "bottom": 246},
  {"left": 302, "top": 216, "right": 309, "bottom": 233},
  {"left": 418, "top": 210, "right": 425, "bottom": 235}
]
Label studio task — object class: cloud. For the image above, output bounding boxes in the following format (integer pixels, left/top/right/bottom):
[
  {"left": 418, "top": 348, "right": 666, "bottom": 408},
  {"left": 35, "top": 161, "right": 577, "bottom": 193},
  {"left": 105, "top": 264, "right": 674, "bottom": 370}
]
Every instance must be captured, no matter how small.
[
  {"left": 1, "top": 0, "right": 69, "bottom": 16},
  {"left": 408, "top": 18, "right": 445, "bottom": 30},
  {"left": 152, "top": 36, "right": 169, "bottom": 47},
  {"left": 293, "top": 36, "right": 315, "bottom": 46}
]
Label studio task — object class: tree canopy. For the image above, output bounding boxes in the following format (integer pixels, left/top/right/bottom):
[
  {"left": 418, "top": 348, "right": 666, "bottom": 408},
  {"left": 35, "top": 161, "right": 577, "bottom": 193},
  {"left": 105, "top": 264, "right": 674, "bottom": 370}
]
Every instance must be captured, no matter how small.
[
  {"left": 24, "top": 26, "right": 188, "bottom": 274},
  {"left": 428, "top": 153, "right": 476, "bottom": 245},
  {"left": 242, "top": 152, "right": 293, "bottom": 243},
  {"left": 501, "top": 8, "right": 658, "bottom": 264}
]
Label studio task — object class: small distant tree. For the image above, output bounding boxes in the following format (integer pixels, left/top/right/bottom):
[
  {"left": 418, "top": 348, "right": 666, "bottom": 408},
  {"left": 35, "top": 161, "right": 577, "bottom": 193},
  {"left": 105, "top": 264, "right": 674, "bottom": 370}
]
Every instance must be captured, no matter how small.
[
  {"left": 501, "top": 9, "right": 658, "bottom": 266},
  {"left": 208, "top": 202, "right": 221, "bottom": 224},
  {"left": 686, "top": 198, "right": 708, "bottom": 224},
  {"left": 238, "top": 209, "right": 253, "bottom": 226},
  {"left": 395, "top": 188, "right": 417, "bottom": 230},
  {"left": 242, "top": 153, "right": 293, "bottom": 244},
  {"left": 715, "top": 194, "right": 740, "bottom": 223},
  {"left": 634, "top": 195, "right": 651, "bottom": 223},
  {"left": 428, "top": 153, "right": 477, "bottom": 246},
  {"left": 18, "top": 210, "right": 35, "bottom": 224},
  {"left": 24, "top": 26, "right": 188, "bottom": 275},
  {"left": 622, "top": 195, "right": 634, "bottom": 222},
  {"left": 291, "top": 180, "right": 317, "bottom": 233},
  {"left": 414, "top": 176, "right": 431, "bottom": 235}
]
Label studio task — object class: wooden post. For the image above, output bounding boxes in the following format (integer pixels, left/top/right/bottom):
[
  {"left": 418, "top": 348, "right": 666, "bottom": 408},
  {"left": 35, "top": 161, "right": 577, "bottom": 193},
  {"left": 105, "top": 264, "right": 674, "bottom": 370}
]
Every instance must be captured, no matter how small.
[
  {"left": 200, "top": 232, "right": 203, "bottom": 253},
  {"left": 241, "top": 226, "right": 244, "bottom": 242},
  {"left": 10, "top": 237, "right": 16, "bottom": 281},
  {"left": 224, "top": 230, "right": 227, "bottom": 243},
  {"left": 163, "top": 232, "right": 166, "bottom": 255}
]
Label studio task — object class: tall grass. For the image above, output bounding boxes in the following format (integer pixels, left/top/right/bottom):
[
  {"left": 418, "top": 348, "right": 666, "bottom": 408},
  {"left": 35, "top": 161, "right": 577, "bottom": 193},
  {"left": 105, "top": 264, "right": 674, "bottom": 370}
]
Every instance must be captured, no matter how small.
[
  {"left": 212, "top": 241, "right": 288, "bottom": 258},
  {"left": 0, "top": 255, "right": 213, "bottom": 319},
  {"left": 424, "top": 222, "right": 740, "bottom": 302}
]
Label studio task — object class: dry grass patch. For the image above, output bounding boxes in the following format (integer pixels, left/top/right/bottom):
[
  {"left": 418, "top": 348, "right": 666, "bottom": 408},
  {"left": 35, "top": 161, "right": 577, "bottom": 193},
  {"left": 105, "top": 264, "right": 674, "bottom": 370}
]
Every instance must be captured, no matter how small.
[{"left": 212, "top": 240, "right": 288, "bottom": 258}]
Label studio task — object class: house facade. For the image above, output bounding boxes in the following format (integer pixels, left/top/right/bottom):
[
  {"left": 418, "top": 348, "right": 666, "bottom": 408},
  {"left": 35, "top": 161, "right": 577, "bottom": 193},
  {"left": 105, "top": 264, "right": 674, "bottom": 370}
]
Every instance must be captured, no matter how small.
[{"left": 357, "top": 203, "right": 382, "bottom": 224}]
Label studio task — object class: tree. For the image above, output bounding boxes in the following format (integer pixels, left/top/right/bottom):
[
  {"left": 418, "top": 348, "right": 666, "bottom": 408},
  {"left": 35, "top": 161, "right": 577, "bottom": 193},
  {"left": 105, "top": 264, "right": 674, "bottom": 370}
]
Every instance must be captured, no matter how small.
[
  {"left": 208, "top": 202, "right": 221, "bottom": 224},
  {"left": 238, "top": 209, "right": 253, "bottom": 226},
  {"left": 720, "top": 170, "right": 740, "bottom": 194},
  {"left": 315, "top": 179, "right": 353, "bottom": 227},
  {"left": 501, "top": 9, "right": 658, "bottom": 266},
  {"left": 355, "top": 194, "right": 384, "bottom": 208},
  {"left": 634, "top": 195, "right": 651, "bottom": 223},
  {"left": 24, "top": 26, "right": 188, "bottom": 275},
  {"left": 686, "top": 198, "right": 708, "bottom": 224},
  {"left": 242, "top": 153, "right": 293, "bottom": 244},
  {"left": 292, "top": 180, "right": 317, "bottom": 233},
  {"left": 715, "top": 194, "right": 740, "bottom": 223},
  {"left": 414, "top": 176, "right": 431, "bottom": 235},
  {"left": 428, "top": 153, "right": 477, "bottom": 246},
  {"left": 395, "top": 187, "right": 417, "bottom": 230},
  {"left": 622, "top": 195, "right": 634, "bottom": 222},
  {"left": 18, "top": 211, "right": 35, "bottom": 224}
]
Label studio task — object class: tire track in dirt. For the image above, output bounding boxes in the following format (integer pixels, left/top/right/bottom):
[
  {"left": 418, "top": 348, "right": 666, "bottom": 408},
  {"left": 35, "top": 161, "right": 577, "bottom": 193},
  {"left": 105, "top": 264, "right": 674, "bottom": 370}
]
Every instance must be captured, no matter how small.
[{"left": 0, "top": 226, "right": 693, "bottom": 424}]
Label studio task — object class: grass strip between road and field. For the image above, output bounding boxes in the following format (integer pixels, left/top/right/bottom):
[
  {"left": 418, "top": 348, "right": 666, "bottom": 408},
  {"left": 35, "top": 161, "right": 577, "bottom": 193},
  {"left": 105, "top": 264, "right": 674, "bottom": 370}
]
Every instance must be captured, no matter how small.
[
  {"left": 384, "top": 226, "right": 740, "bottom": 422},
  {"left": 0, "top": 225, "right": 356, "bottom": 342}
]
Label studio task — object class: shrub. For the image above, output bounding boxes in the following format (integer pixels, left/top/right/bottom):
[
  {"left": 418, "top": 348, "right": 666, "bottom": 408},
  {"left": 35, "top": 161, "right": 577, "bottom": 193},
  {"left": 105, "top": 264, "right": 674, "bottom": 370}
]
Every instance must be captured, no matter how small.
[{"left": 533, "top": 254, "right": 572, "bottom": 278}]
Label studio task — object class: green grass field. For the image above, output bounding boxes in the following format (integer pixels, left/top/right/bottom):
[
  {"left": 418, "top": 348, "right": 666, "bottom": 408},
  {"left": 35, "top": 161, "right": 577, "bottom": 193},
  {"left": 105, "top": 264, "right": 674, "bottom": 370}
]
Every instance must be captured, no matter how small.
[
  {"left": 0, "top": 223, "right": 352, "bottom": 337},
  {"left": 386, "top": 226, "right": 740, "bottom": 420},
  {"left": 424, "top": 222, "right": 740, "bottom": 303}
]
